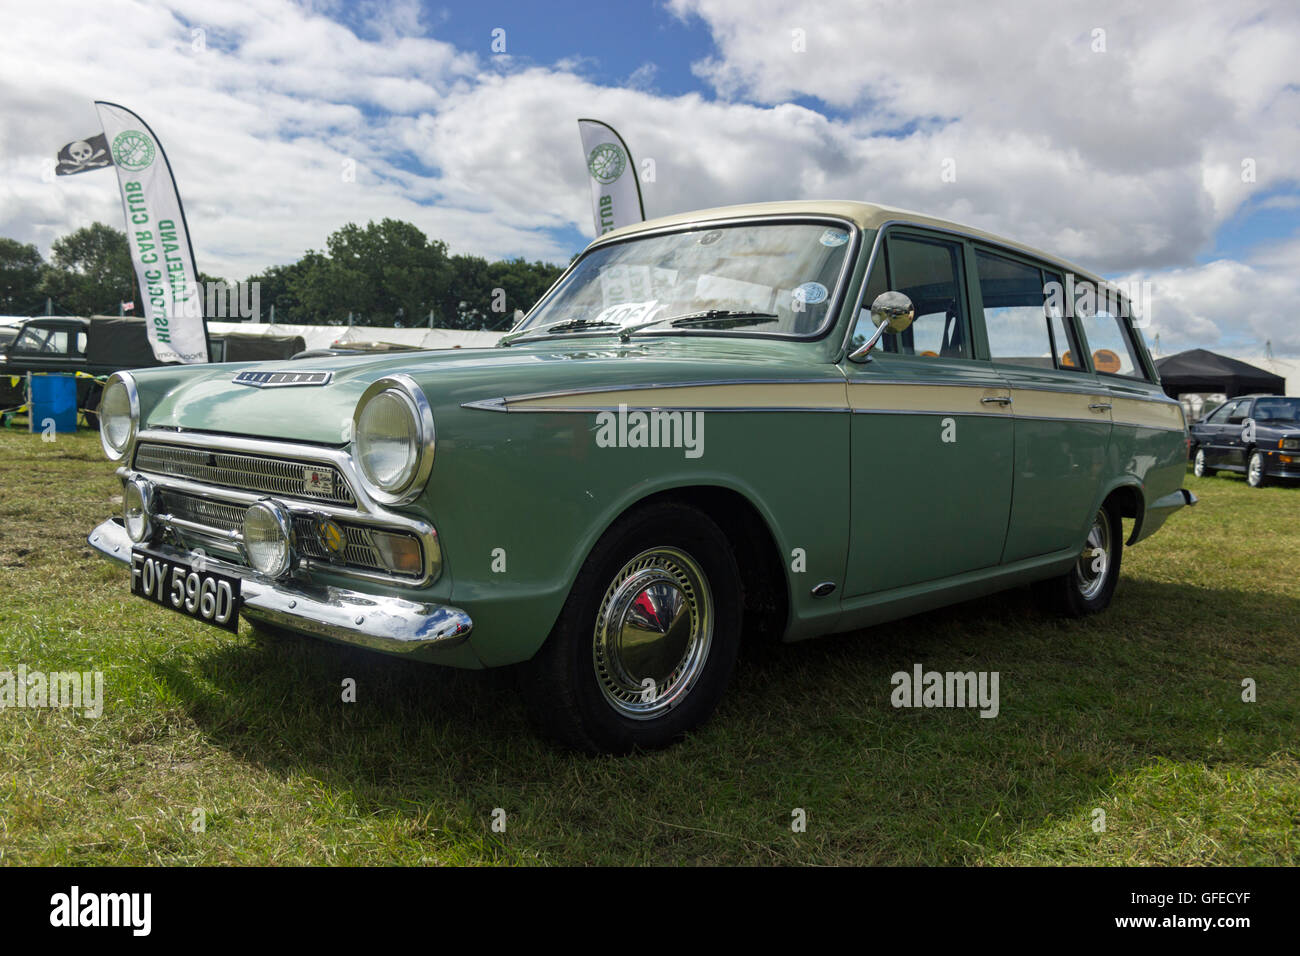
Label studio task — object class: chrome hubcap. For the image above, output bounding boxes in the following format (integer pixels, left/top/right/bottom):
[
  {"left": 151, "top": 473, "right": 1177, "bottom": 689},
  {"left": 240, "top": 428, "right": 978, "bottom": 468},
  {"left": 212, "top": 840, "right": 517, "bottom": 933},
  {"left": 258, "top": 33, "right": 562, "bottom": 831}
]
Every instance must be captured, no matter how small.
[
  {"left": 1194, "top": 450, "right": 1205, "bottom": 476},
  {"left": 1073, "top": 509, "right": 1112, "bottom": 601},
  {"left": 1249, "top": 455, "right": 1262, "bottom": 484},
  {"left": 592, "top": 547, "right": 713, "bottom": 720}
]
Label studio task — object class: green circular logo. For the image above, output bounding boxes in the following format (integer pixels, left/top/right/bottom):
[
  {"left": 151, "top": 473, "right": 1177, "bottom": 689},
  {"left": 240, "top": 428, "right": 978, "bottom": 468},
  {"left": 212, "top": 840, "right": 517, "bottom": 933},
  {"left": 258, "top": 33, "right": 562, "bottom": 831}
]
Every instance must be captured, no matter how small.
[
  {"left": 587, "top": 142, "right": 627, "bottom": 184},
  {"left": 112, "top": 130, "right": 155, "bottom": 171}
]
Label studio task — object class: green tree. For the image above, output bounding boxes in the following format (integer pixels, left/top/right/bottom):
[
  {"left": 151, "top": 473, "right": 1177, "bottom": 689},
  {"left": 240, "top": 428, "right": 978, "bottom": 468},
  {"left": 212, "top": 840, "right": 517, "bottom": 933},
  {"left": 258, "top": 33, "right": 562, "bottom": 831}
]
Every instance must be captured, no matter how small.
[
  {"left": 244, "top": 260, "right": 313, "bottom": 323},
  {"left": 291, "top": 219, "right": 452, "bottom": 326},
  {"left": 0, "top": 239, "right": 44, "bottom": 314},
  {"left": 37, "top": 222, "right": 140, "bottom": 316}
]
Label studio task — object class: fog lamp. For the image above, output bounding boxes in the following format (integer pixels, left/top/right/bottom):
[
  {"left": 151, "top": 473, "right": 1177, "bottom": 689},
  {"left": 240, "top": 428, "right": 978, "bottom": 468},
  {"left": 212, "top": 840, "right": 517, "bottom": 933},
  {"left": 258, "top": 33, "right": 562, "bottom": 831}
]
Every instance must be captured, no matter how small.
[{"left": 242, "top": 500, "right": 295, "bottom": 577}]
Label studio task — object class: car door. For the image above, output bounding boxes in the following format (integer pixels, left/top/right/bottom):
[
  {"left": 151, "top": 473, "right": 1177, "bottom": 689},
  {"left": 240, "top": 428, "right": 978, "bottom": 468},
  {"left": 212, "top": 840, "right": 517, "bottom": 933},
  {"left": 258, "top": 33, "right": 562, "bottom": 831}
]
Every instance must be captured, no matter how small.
[
  {"left": 969, "top": 250, "right": 1113, "bottom": 562},
  {"left": 1192, "top": 401, "right": 1229, "bottom": 463},
  {"left": 1223, "top": 398, "right": 1255, "bottom": 470},
  {"left": 1202, "top": 399, "right": 1244, "bottom": 465},
  {"left": 840, "top": 228, "right": 1014, "bottom": 597}
]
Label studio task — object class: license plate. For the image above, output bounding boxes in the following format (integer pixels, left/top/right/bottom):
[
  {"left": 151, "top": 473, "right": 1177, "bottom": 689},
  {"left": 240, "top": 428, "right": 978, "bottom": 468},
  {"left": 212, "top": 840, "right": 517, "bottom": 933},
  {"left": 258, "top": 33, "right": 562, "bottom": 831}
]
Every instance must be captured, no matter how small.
[{"left": 130, "top": 547, "right": 242, "bottom": 633}]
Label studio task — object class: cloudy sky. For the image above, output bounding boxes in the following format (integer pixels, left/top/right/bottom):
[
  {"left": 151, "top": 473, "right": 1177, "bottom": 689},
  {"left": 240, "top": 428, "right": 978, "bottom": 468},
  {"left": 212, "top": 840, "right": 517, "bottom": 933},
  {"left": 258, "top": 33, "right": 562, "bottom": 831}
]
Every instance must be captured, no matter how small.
[{"left": 1, "top": 0, "right": 1297, "bottom": 353}]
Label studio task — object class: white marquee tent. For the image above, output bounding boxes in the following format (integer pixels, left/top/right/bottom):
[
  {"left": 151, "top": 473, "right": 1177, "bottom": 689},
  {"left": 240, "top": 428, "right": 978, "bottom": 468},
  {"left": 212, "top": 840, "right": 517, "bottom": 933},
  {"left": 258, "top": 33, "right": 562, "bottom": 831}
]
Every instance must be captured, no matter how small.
[{"left": 205, "top": 322, "right": 503, "bottom": 351}]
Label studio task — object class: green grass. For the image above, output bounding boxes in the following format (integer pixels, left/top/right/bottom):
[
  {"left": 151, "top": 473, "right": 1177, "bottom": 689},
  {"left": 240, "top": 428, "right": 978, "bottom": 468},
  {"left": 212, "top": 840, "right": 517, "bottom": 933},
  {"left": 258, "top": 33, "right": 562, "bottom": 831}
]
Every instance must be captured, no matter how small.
[{"left": 0, "top": 429, "right": 1296, "bottom": 865}]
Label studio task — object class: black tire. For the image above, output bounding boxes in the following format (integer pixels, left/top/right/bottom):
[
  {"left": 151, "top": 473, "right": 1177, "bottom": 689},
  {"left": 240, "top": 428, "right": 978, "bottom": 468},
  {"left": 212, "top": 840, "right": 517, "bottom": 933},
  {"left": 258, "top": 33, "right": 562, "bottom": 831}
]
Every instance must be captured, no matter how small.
[
  {"left": 1193, "top": 447, "right": 1215, "bottom": 477},
  {"left": 1035, "top": 502, "right": 1123, "bottom": 617},
  {"left": 520, "top": 501, "right": 743, "bottom": 754},
  {"left": 1247, "top": 450, "right": 1267, "bottom": 488}
]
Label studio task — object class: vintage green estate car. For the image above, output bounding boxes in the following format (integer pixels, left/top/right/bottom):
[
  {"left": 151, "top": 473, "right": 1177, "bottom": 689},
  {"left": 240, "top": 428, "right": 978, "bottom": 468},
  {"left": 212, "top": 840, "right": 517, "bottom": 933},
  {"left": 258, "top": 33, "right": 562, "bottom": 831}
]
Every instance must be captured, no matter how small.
[{"left": 88, "top": 201, "right": 1196, "bottom": 753}]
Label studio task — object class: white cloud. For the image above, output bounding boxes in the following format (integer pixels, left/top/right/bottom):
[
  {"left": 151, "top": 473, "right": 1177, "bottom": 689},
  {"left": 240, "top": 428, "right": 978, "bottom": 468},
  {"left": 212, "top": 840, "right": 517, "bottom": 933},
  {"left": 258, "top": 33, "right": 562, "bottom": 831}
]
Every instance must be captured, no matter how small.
[{"left": 0, "top": 0, "right": 1296, "bottom": 353}]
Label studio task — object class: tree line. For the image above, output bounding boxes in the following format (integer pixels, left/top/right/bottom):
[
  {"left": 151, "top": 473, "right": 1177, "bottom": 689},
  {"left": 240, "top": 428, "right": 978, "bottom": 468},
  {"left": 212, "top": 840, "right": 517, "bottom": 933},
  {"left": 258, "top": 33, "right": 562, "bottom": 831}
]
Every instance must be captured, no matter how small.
[{"left": 0, "top": 219, "right": 567, "bottom": 330}]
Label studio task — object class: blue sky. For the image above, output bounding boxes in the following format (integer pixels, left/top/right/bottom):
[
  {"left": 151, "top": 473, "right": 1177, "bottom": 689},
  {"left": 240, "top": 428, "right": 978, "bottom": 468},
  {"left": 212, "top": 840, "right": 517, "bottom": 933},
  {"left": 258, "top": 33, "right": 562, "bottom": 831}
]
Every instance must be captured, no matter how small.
[{"left": 1, "top": 0, "right": 1298, "bottom": 353}]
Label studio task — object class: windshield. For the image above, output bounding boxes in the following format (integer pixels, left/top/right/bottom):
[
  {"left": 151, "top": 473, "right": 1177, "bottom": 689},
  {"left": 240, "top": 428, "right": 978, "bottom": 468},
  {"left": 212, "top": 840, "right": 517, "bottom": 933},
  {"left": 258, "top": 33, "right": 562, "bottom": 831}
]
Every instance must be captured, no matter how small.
[
  {"left": 1252, "top": 397, "right": 1300, "bottom": 422},
  {"left": 516, "top": 220, "right": 854, "bottom": 340}
]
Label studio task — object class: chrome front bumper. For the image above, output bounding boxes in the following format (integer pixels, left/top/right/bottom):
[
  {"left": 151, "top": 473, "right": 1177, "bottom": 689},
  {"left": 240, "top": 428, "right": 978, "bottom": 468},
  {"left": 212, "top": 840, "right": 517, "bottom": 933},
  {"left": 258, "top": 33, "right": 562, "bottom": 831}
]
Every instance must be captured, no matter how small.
[{"left": 88, "top": 517, "right": 472, "bottom": 657}]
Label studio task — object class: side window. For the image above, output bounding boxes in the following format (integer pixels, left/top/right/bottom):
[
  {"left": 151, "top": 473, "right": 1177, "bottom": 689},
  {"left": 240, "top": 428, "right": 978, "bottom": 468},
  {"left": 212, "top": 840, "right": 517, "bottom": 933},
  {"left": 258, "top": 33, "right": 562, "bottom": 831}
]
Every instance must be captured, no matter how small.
[
  {"left": 977, "top": 251, "right": 1080, "bottom": 370},
  {"left": 74, "top": 331, "right": 87, "bottom": 355},
  {"left": 1043, "top": 271, "right": 1085, "bottom": 370},
  {"left": 878, "top": 234, "right": 969, "bottom": 358},
  {"left": 1075, "top": 283, "right": 1147, "bottom": 379},
  {"left": 12, "top": 328, "right": 46, "bottom": 353},
  {"left": 1205, "top": 401, "right": 1234, "bottom": 424}
]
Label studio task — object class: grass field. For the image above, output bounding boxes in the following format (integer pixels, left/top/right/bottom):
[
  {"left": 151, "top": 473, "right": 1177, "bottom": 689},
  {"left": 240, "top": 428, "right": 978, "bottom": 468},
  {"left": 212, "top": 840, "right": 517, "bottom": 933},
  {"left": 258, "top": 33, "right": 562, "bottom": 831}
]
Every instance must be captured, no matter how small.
[{"left": 0, "top": 428, "right": 1296, "bottom": 865}]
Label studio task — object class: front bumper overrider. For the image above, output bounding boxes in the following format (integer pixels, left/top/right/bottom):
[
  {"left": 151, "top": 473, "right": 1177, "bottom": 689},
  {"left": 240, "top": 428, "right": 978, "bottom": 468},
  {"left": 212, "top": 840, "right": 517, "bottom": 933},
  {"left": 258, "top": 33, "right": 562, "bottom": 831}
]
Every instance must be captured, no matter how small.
[{"left": 88, "top": 517, "right": 473, "bottom": 658}]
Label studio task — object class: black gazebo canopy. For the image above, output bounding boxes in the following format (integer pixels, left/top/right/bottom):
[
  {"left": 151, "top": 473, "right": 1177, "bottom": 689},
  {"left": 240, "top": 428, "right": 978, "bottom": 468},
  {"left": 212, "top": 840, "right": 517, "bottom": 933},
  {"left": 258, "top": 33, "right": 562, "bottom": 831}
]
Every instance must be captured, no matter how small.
[{"left": 1154, "top": 348, "right": 1286, "bottom": 399}]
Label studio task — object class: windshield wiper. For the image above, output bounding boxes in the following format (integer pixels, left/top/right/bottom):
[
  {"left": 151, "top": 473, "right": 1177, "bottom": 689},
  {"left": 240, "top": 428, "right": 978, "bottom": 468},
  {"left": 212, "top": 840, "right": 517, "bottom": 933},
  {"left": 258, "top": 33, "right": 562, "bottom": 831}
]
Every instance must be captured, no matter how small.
[
  {"left": 617, "top": 309, "right": 778, "bottom": 340},
  {"left": 499, "top": 319, "right": 622, "bottom": 347}
]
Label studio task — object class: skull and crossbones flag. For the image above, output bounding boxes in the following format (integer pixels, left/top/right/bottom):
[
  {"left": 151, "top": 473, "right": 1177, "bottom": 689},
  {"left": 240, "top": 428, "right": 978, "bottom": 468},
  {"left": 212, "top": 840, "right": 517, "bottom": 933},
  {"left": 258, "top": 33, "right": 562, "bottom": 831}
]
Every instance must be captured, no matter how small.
[{"left": 56, "top": 132, "right": 113, "bottom": 176}]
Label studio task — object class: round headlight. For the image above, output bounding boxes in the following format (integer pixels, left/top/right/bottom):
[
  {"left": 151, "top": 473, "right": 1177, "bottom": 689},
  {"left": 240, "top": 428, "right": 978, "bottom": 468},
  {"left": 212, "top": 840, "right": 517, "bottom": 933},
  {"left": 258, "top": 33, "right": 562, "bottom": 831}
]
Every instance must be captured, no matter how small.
[
  {"left": 123, "top": 477, "right": 154, "bottom": 543},
  {"left": 353, "top": 377, "right": 434, "bottom": 504},
  {"left": 242, "top": 500, "right": 294, "bottom": 577},
  {"left": 99, "top": 374, "right": 138, "bottom": 460}
]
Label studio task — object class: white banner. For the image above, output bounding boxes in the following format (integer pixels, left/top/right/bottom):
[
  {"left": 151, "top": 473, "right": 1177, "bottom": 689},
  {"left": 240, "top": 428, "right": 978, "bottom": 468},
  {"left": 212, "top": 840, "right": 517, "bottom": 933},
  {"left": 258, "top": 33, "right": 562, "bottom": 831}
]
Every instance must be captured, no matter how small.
[
  {"left": 577, "top": 118, "right": 645, "bottom": 237},
  {"left": 95, "top": 102, "right": 208, "bottom": 363}
]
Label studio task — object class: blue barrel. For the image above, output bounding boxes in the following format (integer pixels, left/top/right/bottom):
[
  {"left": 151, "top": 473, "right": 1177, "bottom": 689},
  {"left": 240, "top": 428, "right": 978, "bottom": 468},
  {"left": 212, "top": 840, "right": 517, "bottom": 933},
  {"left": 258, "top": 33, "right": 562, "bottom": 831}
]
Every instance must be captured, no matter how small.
[{"left": 28, "top": 373, "right": 80, "bottom": 434}]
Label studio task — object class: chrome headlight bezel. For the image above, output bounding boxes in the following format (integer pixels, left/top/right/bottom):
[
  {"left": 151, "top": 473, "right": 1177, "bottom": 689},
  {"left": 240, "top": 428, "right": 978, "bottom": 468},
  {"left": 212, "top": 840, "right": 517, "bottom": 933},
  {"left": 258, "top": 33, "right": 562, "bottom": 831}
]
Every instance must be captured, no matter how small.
[
  {"left": 351, "top": 374, "right": 435, "bottom": 506},
  {"left": 123, "top": 476, "right": 155, "bottom": 543},
  {"left": 99, "top": 371, "right": 140, "bottom": 461},
  {"left": 242, "top": 499, "right": 296, "bottom": 578}
]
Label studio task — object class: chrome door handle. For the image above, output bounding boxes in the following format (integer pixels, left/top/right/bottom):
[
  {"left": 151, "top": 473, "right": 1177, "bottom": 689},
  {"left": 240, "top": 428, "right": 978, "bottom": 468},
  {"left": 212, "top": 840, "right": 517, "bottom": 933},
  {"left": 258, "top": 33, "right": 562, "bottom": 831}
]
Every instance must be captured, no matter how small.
[
  {"left": 1089, "top": 402, "right": 1113, "bottom": 411},
  {"left": 981, "top": 396, "right": 1012, "bottom": 405}
]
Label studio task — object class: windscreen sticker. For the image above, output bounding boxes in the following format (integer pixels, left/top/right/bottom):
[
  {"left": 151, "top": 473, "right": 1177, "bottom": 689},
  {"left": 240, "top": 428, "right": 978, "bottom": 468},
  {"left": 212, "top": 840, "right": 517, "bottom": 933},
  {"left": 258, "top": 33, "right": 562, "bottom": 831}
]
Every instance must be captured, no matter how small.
[
  {"left": 794, "top": 281, "right": 828, "bottom": 305},
  {"left": 594, "top": 300, "right": 661, "bottom": 325},
  {"left": 819, "top": 229, "right": 849, "bottom": 247}
]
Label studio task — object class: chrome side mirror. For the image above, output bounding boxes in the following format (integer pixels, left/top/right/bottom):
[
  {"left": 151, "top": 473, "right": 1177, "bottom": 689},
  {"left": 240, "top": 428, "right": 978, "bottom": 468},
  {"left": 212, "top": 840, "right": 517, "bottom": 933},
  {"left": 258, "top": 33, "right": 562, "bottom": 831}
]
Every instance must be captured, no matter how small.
[{"left": 848, "top": 291, "right": 915, "bottom": 362}]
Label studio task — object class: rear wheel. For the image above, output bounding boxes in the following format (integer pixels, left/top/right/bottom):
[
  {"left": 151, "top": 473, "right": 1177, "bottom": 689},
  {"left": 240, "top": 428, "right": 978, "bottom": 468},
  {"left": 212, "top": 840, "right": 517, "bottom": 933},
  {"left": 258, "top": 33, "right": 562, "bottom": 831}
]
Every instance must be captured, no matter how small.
[
  {"left": 521, "top": 502, "right": 743, "bottom": 754},
  {"left": 1035, "top": 502, "right": 1122, "bottom": 617},
  {"left": 1193, "top": 448, "right": 1215, "bottom": 477}
]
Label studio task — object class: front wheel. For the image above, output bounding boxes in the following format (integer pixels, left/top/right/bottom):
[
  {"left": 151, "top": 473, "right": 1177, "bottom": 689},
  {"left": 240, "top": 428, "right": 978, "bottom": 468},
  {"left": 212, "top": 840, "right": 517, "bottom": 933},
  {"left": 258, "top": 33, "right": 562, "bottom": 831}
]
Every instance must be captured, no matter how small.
[
  {"left": 1247, "top": 450, "right": 1267, "bottom": 488},
  {"left": 1193, "top": 448, "right": 1215, "bottom": 477},
  {"left": 521, "top": 502, "right": 743, "bottom": 754},
  {"left": 1035, "top": 503, "right": 1122, "bottom": 617}
]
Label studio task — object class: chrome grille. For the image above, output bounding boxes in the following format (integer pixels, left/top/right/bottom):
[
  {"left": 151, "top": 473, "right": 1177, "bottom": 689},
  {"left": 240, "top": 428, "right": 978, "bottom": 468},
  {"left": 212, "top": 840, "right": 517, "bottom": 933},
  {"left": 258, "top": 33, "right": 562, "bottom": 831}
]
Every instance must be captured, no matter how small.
[
  {"left": 156, "top": 489, "right": 421, "bottom": 578},
  {"left": 135, "top": 443, "right": 356, "bottom": 506}
]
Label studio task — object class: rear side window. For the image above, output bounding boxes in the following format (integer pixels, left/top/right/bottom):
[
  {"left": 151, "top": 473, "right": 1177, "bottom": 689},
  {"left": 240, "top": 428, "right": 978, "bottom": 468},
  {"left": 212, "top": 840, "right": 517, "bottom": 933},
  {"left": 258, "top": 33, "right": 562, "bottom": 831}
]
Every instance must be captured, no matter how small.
[
  {"left": 1075, "top": 283, "right": 1147, "bottom": 379},
  {"left": 976, "top": 252, "right": 1083, "bottom": 371},
  {"left": 877, "top": 234, "right": 970, "bottom": 359}
]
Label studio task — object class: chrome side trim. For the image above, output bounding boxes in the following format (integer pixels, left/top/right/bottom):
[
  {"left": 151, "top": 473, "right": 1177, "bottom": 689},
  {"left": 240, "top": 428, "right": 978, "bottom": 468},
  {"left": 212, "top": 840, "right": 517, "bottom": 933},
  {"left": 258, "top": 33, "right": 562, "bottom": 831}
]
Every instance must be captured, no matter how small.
[
  {"left": 88, "top": 519, "right": 471, "bottom": 657},
  {"left": 461, "top": 378, "right": 845, "bottom": 413}
]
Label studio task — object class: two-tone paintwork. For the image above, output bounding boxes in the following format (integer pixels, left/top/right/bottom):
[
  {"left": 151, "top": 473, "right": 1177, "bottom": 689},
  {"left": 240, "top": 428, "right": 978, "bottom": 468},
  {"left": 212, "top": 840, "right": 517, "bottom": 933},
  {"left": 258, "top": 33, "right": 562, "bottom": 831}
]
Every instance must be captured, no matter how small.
[{"left": 102, "top": 201, "right": 1192, "bottom": 667}]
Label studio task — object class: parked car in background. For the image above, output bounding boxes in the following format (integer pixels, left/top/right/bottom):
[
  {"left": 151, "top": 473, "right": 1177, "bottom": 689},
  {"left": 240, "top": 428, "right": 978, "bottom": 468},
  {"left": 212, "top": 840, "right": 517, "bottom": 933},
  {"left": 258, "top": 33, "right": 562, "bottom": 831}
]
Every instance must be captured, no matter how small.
[
  {"left": 87, "top": 200, "right": 1195, "bottom": 753},
  {"left": 0, "top": 316, "right": 304, "bottom": 420},
  {"left": 1190, "top": 394, "right": 1300, "bottom": 486}
]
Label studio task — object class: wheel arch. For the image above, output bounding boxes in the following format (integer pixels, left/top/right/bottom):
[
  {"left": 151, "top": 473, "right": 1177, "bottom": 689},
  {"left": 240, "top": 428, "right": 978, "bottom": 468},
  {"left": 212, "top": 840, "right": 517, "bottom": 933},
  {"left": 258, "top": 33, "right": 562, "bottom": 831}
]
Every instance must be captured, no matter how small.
[{"left": 1095, "top": 479, "right": 1144, "bottom": 546}]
